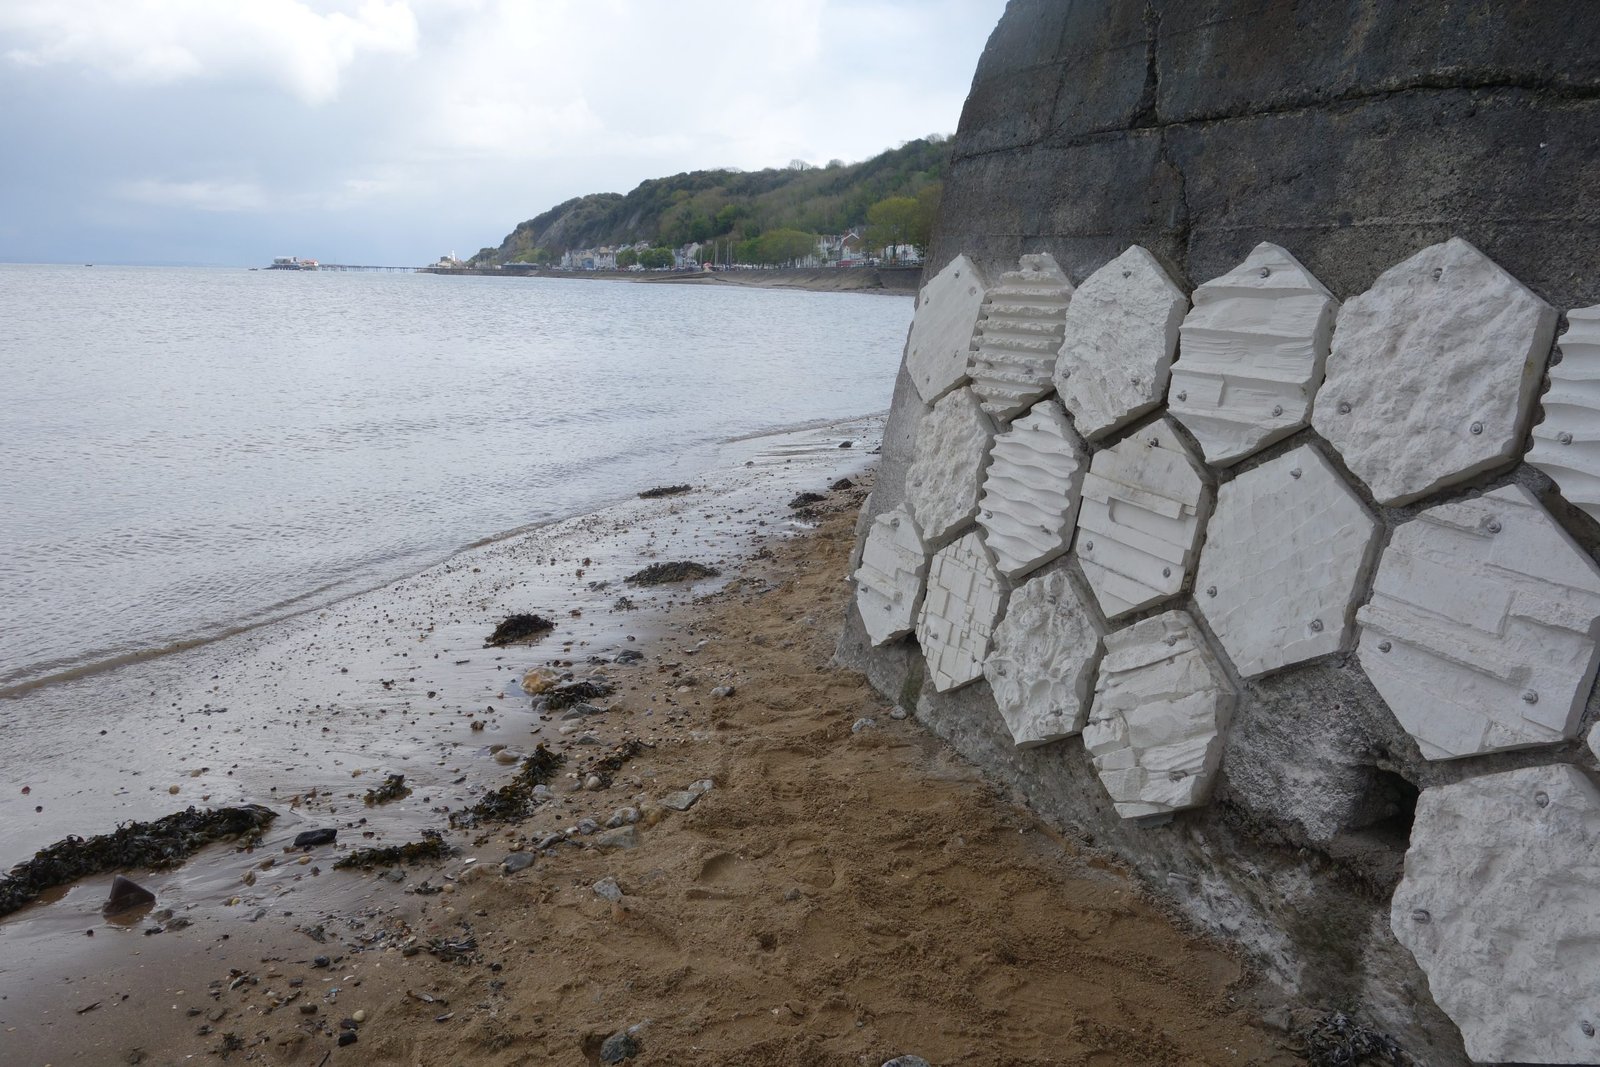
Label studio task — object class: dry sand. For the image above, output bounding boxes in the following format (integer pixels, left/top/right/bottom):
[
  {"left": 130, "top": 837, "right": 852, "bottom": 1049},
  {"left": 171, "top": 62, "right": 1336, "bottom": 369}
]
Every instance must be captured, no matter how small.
[{"left": 1, "top": 433, "right": 1303, "bottom": 1066}]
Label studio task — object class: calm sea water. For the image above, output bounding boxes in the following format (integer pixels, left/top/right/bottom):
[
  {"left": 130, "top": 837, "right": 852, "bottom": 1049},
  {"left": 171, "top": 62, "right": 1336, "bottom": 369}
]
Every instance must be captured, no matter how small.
[{"left": 0, "top": 265, "right": 910, "bottom": 694}]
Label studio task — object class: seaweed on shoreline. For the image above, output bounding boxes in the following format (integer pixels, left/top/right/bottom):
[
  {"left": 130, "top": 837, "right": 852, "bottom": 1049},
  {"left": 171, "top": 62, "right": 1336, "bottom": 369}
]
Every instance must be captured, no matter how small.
[
  {"left": 542, "top": 678, "right": 615, "bottom": 711},
  {"left": 485, "top": 613, "right": 555, "bottom": 646},
  {"left": 624, "top": 561, "right": 721, "bottom": 585},
  {"left": 363, "top": 773, "right": 411, "bottom": 806},
  {"left": 333, "top": 833, "right": 447, "bottom": 870},
  {"left": 0, "top": 805, "right": 276, "bottom": 919},
  {"left": 449, "top": 745, "right": 564, "bottom": 828},
  {"left": 638, "top": 484, "right": 692, "bottom": 498}
]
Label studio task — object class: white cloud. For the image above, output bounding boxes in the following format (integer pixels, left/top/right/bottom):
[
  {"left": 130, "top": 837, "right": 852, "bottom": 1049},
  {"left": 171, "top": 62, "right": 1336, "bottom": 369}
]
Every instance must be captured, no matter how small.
[
  {"left": 0, "top": 0, "right": 418, "bottom": 103},
  {"left": 116, "top": 178, "right": 268, "bottom": 212}
]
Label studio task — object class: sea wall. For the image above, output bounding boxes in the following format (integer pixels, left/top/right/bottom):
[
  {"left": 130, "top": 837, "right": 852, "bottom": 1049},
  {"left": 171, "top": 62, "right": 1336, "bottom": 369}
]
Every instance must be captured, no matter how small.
[{"left": 836, "top": 4, "right": 1600, "bottom": 1063}]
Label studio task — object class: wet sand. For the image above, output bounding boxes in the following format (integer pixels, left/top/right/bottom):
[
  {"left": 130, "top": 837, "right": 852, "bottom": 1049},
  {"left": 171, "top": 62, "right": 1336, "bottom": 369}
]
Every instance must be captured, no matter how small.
[{"left": 0, "top": 417, "right": 1300, "bottom": 1066}]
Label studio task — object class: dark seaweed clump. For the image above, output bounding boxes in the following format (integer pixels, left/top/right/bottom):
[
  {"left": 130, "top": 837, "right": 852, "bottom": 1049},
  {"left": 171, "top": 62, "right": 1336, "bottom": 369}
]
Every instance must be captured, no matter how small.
[
  {"left": 788, "top": 491, "right": 826, "bottom": 508},
  {"left": 578, "top": 737, "right": 653, "bottom": 789},
  {"left": 638, "top": 484, "right": 691, "bottom": 498},
  {"left": 1297, "top": 1011, "right": 1412, "bottom": 1067},
  {"left": 485, "top": 613, "right": 554, "bottom": 646},
  {"left": 334, "top": 831, "right": 447, "bottom": 870},
  {"left": 542, "top": 678, "right": 615, "bottom": 711},
  {"left": 363, "top": 773, "right": 411, "bottom": 805},
  {"left": 0, "top": 805, "right": 276, "bottom": 919},
  {"left": 449, "top": 745, "right": 565, "bottom": 828},
  {"left": 624, "top": 561, "right": 721, "bottom": 586}
]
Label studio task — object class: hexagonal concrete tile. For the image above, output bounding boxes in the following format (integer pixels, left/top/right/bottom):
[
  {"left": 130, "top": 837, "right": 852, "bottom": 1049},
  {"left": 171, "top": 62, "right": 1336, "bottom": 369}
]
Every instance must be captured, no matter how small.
[
  {"left": 1074, "top": 418, "right": 1209, "bottom": 621},
  {"left": 1195, "top": 445, "right": 1377, "bottom": 678},
  {"left": 976, "top": 399, "right": 1087, "bottom": 581},
  {"left": 967, "top": 253, "right": 1074, "bottom": 422},
  {"left": 852, "top": 505, "right": 929, "bottom": 647},
  {"left": 905, "top": 387, "right": 994, "bottom": 542},
  {"left": 1169, "top": 243, "right": 1337, "bottom": 466},
  {"left": 1529, "top": 304, "right": 1600, "bottom": 524},
  {"left": 983, "top": 568, "right": 1103, "bottom": 747},
  {"left": 1082, "top": 610, "right": 1235, "bottom": 821},
  {"left": 1313, "top": 237, "right": 1557, "bottom": 505},
  {"left": 1055, "top": 245, "right": 1188, "bottom": 440},
  {"left": 915, "top": 531, "right": 1006, "bottom": 693},
  {"left": 905, "top": 254, "right": 987, "bottom": 405},
  {"left": 1393, "top": 765, "right": 1600, "bottom": 1064},
  {"left": 1357, "top": 485, "right": 1600, "bottom": 759}
]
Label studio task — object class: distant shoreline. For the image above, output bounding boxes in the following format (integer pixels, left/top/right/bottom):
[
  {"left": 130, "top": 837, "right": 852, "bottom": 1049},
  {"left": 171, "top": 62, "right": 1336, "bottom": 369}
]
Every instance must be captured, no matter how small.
[{"left": 422, "top": 264, "right": 921, "bottom": 295}]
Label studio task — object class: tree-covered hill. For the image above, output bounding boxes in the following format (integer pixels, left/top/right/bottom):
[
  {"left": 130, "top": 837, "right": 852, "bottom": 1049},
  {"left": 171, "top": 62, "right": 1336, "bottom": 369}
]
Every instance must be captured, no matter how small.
[{"left": 468, "top": 136, "right": 949, "bottom": 266}]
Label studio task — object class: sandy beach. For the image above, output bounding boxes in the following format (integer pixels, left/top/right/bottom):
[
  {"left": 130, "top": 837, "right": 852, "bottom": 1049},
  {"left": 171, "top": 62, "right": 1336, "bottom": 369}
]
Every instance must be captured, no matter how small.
[{"left": 1, "top": 417, "right": 1299, "bottom": 1066}]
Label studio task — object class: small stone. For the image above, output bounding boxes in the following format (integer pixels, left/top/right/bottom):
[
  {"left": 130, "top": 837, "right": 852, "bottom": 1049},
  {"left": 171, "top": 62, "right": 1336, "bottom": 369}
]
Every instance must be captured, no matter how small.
[
  {"left": 599, "top": 1029, "right": 641, "bottom": 1063},
  {"left": 337, "top": 1031, "right": 357, "bottom": 1047},
  {"left": 312, "top": 955, "right": 331, "bottom": 969},
  {"left": 293, "top": 828, "right": 337, "bottom": 848},
  {"left": 851, "top": 717, "right": 878, "bottom": 734},
  {"left": 532, "top": 784, "right": 555, "bottom": 801},
  {"left": 584, "top": 775, "right": 604, "bottom": 791},
  {"left": 710, "top": 685, "right": 734, "bottom": 699},
  {"left": 593, "top": 876, "right": 623, "bottom": 903},
  {"left": 882, "top": 1057, "right": 933, "bottom": 1067},
  {"left": 502, "top": 852, "right": 535, "bottom": 874},
  {"left": 613, "top": 649, "right": 644, "bottom": 664},
  {"left": 534, "top": 832, "right": 566, "bottom": 850},
  {"left": 659, "top": 790, "right": 700, "bottom": 812},
  {"left": 299, "top": 1004, "right": 318, "bottom": 1015},
  {"left": 576, "top": 818, "right": 600, "bottom": 835},
  {"left": 889, "top": 707, "right": 909, "bottom": 720},
  {"left": 606, "top": 807, "right": 640, "bottom": 828},
  {"left": 352, "top": 1009, "right": 366, "bottom": 1024},
  {"left": 595, "top": 825, "right": 639, "bottom": 850},
  {"left": 687, "top": 779, "right": 714, "bottom": 795}
]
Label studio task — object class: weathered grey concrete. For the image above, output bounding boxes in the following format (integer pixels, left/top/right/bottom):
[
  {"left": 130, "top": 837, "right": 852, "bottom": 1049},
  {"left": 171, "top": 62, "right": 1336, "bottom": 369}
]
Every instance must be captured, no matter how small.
[{"left": 839, "top": 4, "right": 1600, "bottom": 1062}]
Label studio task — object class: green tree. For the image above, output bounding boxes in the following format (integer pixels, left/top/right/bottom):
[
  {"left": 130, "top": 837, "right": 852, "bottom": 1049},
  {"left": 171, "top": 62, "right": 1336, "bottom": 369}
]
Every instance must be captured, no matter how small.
[
  {"left": 639, "top": 247, "right": 675, "bottom": 269},
  {"left": 754, "top": 228, "right": 817, "bottom": 265},
  {"left": 616, "top": 247, "right": 639, "bottom": 268},
  {"left": 910, "top": 183, "right": 941, "bottom": 250},
  {"left": 865, "top": 196, "right": 920, "bottom": 261}
]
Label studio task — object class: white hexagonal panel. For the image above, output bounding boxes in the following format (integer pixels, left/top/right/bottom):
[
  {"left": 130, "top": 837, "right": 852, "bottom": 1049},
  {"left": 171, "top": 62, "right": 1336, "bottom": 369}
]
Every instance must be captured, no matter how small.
[
  {"left": 1074, "top": 418, "right": 1209, "bottom": 621},
  {"left": 1357, "top": 485, "right": 1600, "bottom": 760},
  {"left": 968, "top": 253, "right": 1074, "bottom": 421},
  {"left": 1195, "top": 445, "right": 1377, "bottom": 678},
  {"left": 1530, "top": 304, "right": 1600, "bottom": 523},
  {"left": 852, "top": 505, "right": 929, "bottom": 647},
  {"left": 1082, "top": 610, "right": 1235, "bottom": 821},
  {"left": 916, "top": 531, "right": 1006, "bottom": 693},
  {"left": 1055, "top": 245, "right": 1188, "bottom": 440},
  {"left": 977, "top": 399, "right": 1087, "bottom": 581},
  {"left": 905, "top": 387, "right": 994, "bottom": 542},
  {"left": 1313, "top": 237, "right": 1558, "bottom": 505},
  {"left": 983, "top": 569, "right": 1104, "bottom": 748},
  {"left": 905, "top": 254, "right": 987, "bottom": 405},
  {"left": 1169, "top": 243, "right": 1338, "bottom": 466},
  {"left": 1393, "top": 765, "right": 1600, "bottom": 1065}
]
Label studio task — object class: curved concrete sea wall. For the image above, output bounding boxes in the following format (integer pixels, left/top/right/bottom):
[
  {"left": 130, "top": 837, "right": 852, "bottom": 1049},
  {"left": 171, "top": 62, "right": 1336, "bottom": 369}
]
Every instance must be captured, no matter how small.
[{"left": 836, "top": 4, "right": 1600, "bottom": 1063}]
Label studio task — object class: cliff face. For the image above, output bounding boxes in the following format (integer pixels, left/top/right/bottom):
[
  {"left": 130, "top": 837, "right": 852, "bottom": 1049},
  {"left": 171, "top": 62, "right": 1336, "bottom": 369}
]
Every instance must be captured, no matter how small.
[{"left": 840, "top": 4, "right": 1600, "bottom": 1062}]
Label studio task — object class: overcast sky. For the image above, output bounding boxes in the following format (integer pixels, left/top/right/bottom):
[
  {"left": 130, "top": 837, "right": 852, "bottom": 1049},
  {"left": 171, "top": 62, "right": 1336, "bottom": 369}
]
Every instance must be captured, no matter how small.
[{"left": 0, "top": 0, "right": 1007, "bottom": 266}]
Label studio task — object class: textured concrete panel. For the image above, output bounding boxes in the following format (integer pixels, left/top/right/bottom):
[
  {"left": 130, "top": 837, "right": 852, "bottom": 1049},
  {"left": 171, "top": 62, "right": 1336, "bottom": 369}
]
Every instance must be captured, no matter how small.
[
  {"left": 1083, "top": 611, "right": 1235, "bottom": 820},
  {"left": 977, "top": 399, "right": 1087, "bottom": 581},
  {"left": 1357, "top": 485, "right": 1600, "bottom": 760},
  {"left": 1075, "top": 419, "right": 1209, "bottom": 621},
  {"left": 1196, "top": 446, "right": 1377, "bottom": 678},
  {"left": 916, "top": 532, "right": 1006, "bottom": 693},
  {"left": 1313, "top": 238, "right": 1558, "bottom": 505},
  {"left": 1530, "top": 305, "right": 1600, "bottom": 524},
  {"left": 905, "top": 387, "right": 994, "bottom": 543},
  {"left": 1169, "top": 243, "right": 1337, "bottom": 466},
  {"left": 968, "top": 253, "right": 1074, "bottom": 421},
  {"left": 1393, "top": 765, "right": 1600, "bottom": 1065},
  {"left": 852, "top": 505, "right": 929, "bottom": 647},
  {"left": 983, "top": 568, "right": 1103, "bottom": 747},
  {"left": 905, "top": 254, "right": 987, "bottom": 404},
  {"left": 1055, "top": 245, "right": 1188, "bottom": 440}
]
